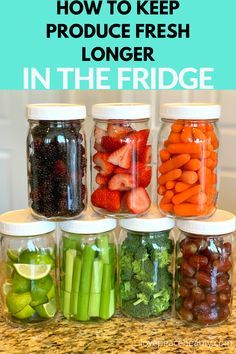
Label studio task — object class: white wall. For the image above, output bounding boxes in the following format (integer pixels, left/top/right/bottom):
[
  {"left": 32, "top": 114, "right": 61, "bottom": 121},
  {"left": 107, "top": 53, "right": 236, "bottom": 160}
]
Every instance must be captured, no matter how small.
[{"left": 0, "top": 90, "right": 235, "bottom": 214}]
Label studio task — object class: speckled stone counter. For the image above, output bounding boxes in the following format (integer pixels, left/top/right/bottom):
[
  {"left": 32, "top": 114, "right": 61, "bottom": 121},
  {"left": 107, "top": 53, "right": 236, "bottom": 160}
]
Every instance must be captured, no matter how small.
[{"left": 0, "top": 292, "right": 235, "bottom": 354}]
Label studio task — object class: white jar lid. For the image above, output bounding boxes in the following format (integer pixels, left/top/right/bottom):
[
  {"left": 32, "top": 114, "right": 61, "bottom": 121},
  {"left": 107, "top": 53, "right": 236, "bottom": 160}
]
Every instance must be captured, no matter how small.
[
  {"left": 92, "top": 103, "right": 151, "bottom": 120},
  {"left": 27, "top": 104, "right": 86, "bottom": 120},
  {"left": 176, "top": 209, "right": 236, "bottom": 236},
  {"left": 160, "top": 103, "right": 221, "bottom": 120},
  {"left": 0, "top": 209, "right": 56, "bottom": 236},
  {"left": 60, "top": 209, "right": 117, "bottom": 234},
  {"left": 119, "top": 208, "right": 175, "bottom": 232}
]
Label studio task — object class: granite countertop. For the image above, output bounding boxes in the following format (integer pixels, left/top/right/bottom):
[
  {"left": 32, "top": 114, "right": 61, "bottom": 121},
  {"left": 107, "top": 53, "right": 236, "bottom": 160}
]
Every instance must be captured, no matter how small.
[{"left": 0, "top": 293, "right": 235, "bottom": 354}]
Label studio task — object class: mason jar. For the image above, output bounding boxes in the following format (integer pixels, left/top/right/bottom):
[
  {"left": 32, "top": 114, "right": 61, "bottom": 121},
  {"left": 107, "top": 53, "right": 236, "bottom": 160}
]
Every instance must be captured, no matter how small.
[
  {"left": 0, "top": 209, "right": 57, "bottom": 326},
  {"left": 27, "top": 104, "right": 87, "bottom": 220},
  {"left": 157, "top": 103, "right": 221, "bottom": 218},
  {"left": 118, "top": 209, "right": 175, "bottom": 319},
  {"left": 59, "top": 210, "right": 117, "bottom": 322},
  {"left": 91, "top": 103, "right": 152, "bottom": 218},
  {"left": 175, "top": 209, "right": 235, "bottom": 326}
]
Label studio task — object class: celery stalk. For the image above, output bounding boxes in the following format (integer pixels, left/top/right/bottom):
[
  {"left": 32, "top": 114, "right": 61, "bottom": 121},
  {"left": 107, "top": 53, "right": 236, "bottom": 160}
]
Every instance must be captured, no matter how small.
[
  {"left": 99, "top": 264, "right": 112, "bottom": 320},
  {"left": 63, "top": 291, "right": 71, "bottom": 319},
  {"left": 108, "top": 288, "right": 115, "bottom": 318},
  {"left": 88, "top": 259, "right": 103, "bottom": 317},
  {"left": 109, "top": 244, "right": 116, "bottom": 289},
  {"left": 65, "top": 249, "right": 77, "bottom": 292},
  {"left": 70, "top": 256, "right": 82, "bottom": 314},
  {"left": 96, "top": 234, "right": 110, "bottom": 264},
  {"left": 76, "top": 244, "right": 95, "bottom": 321}
]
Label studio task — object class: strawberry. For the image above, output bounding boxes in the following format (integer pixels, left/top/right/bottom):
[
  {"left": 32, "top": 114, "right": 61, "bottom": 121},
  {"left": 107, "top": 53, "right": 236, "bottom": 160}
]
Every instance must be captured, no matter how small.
[
  {"left": 101, "top": 136, "right": 125, "bottom": 152},
  {"left": 126, "top": 187, "right": 151, "bottom": 214},
  {"left": 135, "top": 164, "right": 152, "bottom": 188},
  {"left": 139, "top": 145, "right": 152, "bottom": 164},
  {"left": 125, "top": 129, "right": 150, "bottom": 154},
  {"left": 108, "top": 173, "right": 135, "bottom": 191},
  {"left": 94, "top": 127, "right": 106, "bottom": 144},
  {"left": 114, "top": 166, "right": 131, "bottom": 174},
  {"left": 93, "top": 152, "right": 114, "bottom": 176},
  {"left": 120, "top": 192, "right": 129, "bottom": 212},
  {"left": 107, "top": 124, "right": 133, "bottom": 138},
  {"left": 91, "top": 187, "right": 121, "bottom": 212},
  {"left": 94, "top": 142, "right": 107, "bottom": 152},
  {"left": 108, "top": 144, "right": 132, "bottom": 169},
  {"left": 96, "top": 173, "right": 109, "bottom": 186}
]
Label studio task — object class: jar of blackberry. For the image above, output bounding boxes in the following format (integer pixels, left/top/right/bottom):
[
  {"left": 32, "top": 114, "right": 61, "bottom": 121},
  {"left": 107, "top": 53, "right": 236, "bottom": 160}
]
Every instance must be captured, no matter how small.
[
  {"left": 176, "top": 210, "right": 235, "bottom": 326},
  {"left": 27, "top": 104, "right": 87, "bottom": 220}
]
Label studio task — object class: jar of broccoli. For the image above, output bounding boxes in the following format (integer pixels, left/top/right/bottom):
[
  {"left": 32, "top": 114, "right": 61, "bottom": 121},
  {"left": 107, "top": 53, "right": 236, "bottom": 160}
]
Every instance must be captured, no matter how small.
[
  {"left": 59, "top": 210, "right": 117, "bottom": 322},
  {"left": 119, "top": 210, "right": 175, "bottom": 319},
  {"left": 176, "top": 210, "right": 235, "bottom": 326},
  {"left": 0, "top": 209, "right": 57, "bottom": 326}
]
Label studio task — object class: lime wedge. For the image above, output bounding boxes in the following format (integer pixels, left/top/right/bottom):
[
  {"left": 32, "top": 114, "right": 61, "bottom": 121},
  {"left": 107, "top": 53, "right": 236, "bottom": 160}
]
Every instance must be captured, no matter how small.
[
  {"left": 47, "top": 285, "right": 55, "bottom": 301},
  {"left": 7, "top": 249, "right": 19, "bottom": 262},
  {"left": 35, "top": 299, "right": 57, "bottom": 319},
  {"left": 6, "top": 292, "right": 32, "bottom": 313},
  {"left": 13, "top": 264, "right": 51, "bottom": 280},
  {"left": 13, "top": 305, "right": 35, "bottom": 320},
  {"left": 3, "top": 282, "right": 12, "bottom": 296}
]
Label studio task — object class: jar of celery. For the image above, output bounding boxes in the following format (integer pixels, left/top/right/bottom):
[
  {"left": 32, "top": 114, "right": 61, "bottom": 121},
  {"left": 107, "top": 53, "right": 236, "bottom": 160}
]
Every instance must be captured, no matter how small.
[{"left": 59, "top": 210, "right": 117, "bottom": 322}]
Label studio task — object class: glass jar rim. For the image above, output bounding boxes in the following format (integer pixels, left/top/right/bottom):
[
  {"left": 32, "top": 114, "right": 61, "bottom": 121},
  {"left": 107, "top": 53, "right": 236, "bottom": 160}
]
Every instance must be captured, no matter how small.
[
  {"left": 27, "top": 104, "right": 87, "bottom": 121},
  {"left": 160, "top": 103, "right": 221, "bottom": 120},
  {"left": 92, "top": 103, "right": 151, "bottom": 120}
]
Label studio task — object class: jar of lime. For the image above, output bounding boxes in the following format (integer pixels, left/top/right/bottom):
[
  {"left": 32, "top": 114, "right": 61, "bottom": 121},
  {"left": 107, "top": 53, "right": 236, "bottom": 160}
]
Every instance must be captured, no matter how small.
[{"left": 0, "top": 209, "right": 57, "bottom": 325}]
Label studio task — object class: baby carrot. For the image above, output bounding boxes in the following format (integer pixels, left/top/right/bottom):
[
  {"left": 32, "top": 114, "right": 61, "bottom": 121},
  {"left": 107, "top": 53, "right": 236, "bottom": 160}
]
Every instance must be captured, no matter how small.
[
  {"left": 167, "top": 143, "right": 202, "bottom": 155},
  {"left": 160, "top": 149, "right": 170, "bottom": 162},
  {"left": 160, "top": 203, "right": 173, "bottom": 213},
  {"left": 166, "top": 181, "right": 176, "bottom": 190},
  {"left": 192, "top": 128, "right": 207, "bottom": 141},
  {"left": 175, "top": 182, "right": 192, "bottom": 193},
  {"left": 174, "top": 203, "right": 207, "bottom": 217},
  {"left": 158, "top": 169, "right": 182, "bottom": 185},
  {"left": 187, "top": 192, "right": 207, "bottom": 205},
  {"left": 205, "top": 158, "right": 216, "bottom": 170},
  {"left": 159, "top": 154, "right": 191, "bottom": 174},
  {"left": 172, "top": 184, "right": 202, "bottom": 205},
  {"left": 181, "top": 126, "right": 193, "bottom": 143},
  {"left": 206, "top": 123, "right": 214, "bottom": 131},
  {"left": 179, "top": 171, "right": 198, "bottom": 185},
  {"left": 212, "top": 172, "right": 217, "bottom": 184},
  {"left": 161, "top": 190, "right": 174, "bottom": 204},
  {"left": 198, "top": 167, "right": 212, "bottom": 187},
  {"left": 171, "top": 123, "right": 184, "bottom": 133},
  {"left": 210, "top": 151, "right": 218, "bottom": 162},
  {"left": 168, "top": 132, "right": 181, "bottom": 144},
  {"left": 191, "top": 150, "right": 211, "bottom": 159},
  {"left": 183, "top": 159, "right": 201, "bottom": 171},
  {"left": 206, "top": 130, "right": 219, "bottom": 149},
  {"left": 157, "top": 185, "right": 166, "bottom": 195},
  {"left": 198, "top": 124, "right": 207, "bottom": 133}
]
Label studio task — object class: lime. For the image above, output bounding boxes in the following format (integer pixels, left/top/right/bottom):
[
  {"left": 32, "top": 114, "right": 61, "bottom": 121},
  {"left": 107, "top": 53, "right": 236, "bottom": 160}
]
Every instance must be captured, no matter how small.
[
  {"left": 12, "top": 272, "right": 31, "bottom": 293},
  {"left": 19, "top": 250, "right": 53, "bottom": 266},
  {"left": 7, "top": 249, "right": 19, "bottom": 262},
  {"left": 31, "top": 275, "right": 53, "bottom": 305},
  {"left": 35, "top": 298, "right": 57, "bottom": 319},
  {"left": 6, "top": 262, "right": 14, "bottom": 278},
  {"left": 3, "top": 282, "right": 12, "bottom": 296},
  {"left": 13, "top": 305, "right": 35, "bottom": 320},
  {"left": 13, "top": 264, "right": 51, "bottom": 280},
  {"left": 6, "top": 292, "right": 31, "bottom": 314},
  {"left": 47, "top": 285, "right": 55, "bottom": 301}
]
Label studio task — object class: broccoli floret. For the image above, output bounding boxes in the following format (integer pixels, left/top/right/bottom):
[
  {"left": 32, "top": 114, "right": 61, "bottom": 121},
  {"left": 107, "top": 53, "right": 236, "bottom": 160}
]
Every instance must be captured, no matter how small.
[
  {"left": 122, "top": 233, "right": 142, "bottom": 255},
  {"left": 120, "top": 280, "right": 139, "bottom": 301},
  {"left": 137, "top": 281, "right": 156, "bottom": 299},
  {"left": 150, "top": 289, "right": 171, "bottom": 316},
  {"left": 156, "top": 267, "right": 173, "bottom": 291},
  {"left": 132, "top": 259, "right": 155, "bottom": 282},
  {"left": 152, "top": 249, "right": 172, "bottom": 268},
  {"left": 134, "top": 246, "right": 149, "bottom": 261},
  {"left": 122, "top": 300, "right": 151, "bottom": 319},
  {"left": 119, "top": 254, "right": 133, "bottom": 281}
]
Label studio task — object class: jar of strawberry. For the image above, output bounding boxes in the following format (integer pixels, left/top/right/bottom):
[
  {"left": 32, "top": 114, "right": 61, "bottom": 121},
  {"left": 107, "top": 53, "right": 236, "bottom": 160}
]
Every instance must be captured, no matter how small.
[
  {"left": 157, "top": 103, "right": 221, "bottom": 218},
  {"left": 91, "top": 103, "right": 152, "bottom": 218},
  {"left": 176, "top": 210, "right": 235, "bottom": 326}
]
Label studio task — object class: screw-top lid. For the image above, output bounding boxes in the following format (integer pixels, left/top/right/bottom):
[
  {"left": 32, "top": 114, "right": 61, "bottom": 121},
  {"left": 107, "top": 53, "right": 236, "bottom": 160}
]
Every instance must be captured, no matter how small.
[
  {"left": 27, "top": 104, "right": 86, "bottom": 120},
  {"left": 119, "top": 208, "right": 175, "bottom": 232},
  {"left": 60, "top": 209, "right": 117, "bottom": 234},
  {"left": 0, "top": 209, "right": 56, "bottom": 236},
  {"left": 92, "top": 103, "right": 151, "bottom": 120},
  {"left": 176, "top": 209, "right": 236, "bottom": 236},
  {"left": 160, "top": 103, "right": 221, "bottom": 120}
]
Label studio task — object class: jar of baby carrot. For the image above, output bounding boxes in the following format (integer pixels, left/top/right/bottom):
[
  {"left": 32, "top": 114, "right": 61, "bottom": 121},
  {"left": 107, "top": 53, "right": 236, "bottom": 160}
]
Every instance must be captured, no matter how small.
[{"left": 157, "top": 103, "right": 221, "bottom": 218}]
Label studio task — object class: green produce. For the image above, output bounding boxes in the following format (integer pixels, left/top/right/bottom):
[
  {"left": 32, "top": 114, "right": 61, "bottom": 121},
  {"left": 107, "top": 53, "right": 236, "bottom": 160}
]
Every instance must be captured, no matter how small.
[
  {"left": 61, "top": 233, "right": 116, "bottom": 321},
  {"left": 119, "top": 231, "right": 173, "bottom": 318}
]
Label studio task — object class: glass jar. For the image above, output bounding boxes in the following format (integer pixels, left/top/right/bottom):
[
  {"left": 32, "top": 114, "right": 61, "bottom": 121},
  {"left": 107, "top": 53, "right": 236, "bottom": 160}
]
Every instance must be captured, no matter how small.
[
  {"left": 59, "top": 210, "right": 117, "bottom": 322},
  {"left": 0, "top": 209, "right": 57, "bottom": 326},
  {"left": 157, "top": 103, "right": 221, "bottom": 218},
  {"left": 91, "top": 103, "right": 152, "bottom": 218},
  {"left": 118, "top": 209, "right": 175, "bottom": 319},
  {"left": 27, "top": 104, "right": 87, "bottom": 220},
  {"left": 175, "top": 209, "right": 235, "bottom": 326}
]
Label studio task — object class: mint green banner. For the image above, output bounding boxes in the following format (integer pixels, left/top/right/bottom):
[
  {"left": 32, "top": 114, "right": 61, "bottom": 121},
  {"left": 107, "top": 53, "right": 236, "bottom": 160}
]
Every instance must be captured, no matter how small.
[{"left": 0, "top": 0, "right": 235, "bottom": 89}]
